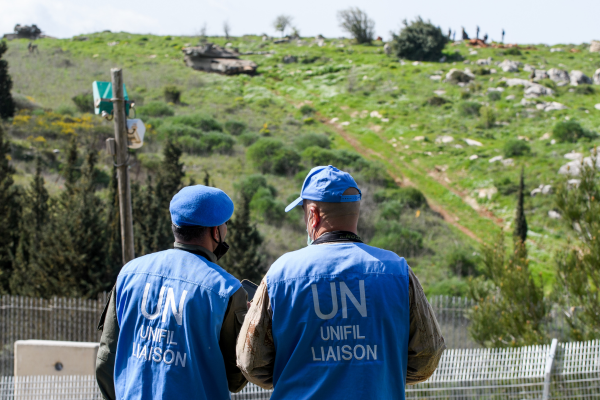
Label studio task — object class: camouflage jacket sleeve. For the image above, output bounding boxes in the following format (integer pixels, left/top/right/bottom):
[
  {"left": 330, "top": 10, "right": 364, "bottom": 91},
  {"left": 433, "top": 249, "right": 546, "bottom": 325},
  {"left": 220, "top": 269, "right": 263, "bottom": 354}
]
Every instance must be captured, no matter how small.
[
  {"left": 236, "top": 271, "right": 446, "bottom": 387},
  {"left": 96, "top": 288, "right": 118, "bottom": 400},
  {"left": 406, "top": 267, "right": 446, "bottom": 384},
  {"left": 235, "top": 279, "right": 275, "bottom": 389}
]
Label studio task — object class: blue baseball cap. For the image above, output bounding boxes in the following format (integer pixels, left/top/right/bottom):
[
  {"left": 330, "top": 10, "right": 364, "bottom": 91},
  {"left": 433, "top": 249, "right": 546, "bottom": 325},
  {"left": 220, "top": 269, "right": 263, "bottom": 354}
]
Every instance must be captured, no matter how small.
[
  {"left": 170, "top": 185, "right": 234, "bottom": 227},
  {"left": 285, "top": 165, "right": 362, "bottom": 212}
]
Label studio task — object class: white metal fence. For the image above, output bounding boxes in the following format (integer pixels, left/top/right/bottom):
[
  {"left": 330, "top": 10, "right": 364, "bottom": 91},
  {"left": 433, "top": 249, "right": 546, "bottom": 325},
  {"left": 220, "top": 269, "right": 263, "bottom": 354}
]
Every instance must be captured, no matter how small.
[
  {"left": 0, "top": 340, "right": 599, "bottom": 399},
  {"left": 0, "top": 295, "right": 107, "bottom": 376},
  {"left": 0, "top": 294, "right": 482, "bottom": 376}
]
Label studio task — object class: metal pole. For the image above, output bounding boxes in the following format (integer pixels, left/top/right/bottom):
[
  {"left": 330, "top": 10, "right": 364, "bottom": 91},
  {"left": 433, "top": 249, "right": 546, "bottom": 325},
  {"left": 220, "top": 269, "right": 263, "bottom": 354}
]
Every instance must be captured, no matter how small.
[
  {"left": 110, "top": 68, "right": 135, "bottom": 264},
  {"left": 542, "top": 338, "right": 558, "bottom": 400}
]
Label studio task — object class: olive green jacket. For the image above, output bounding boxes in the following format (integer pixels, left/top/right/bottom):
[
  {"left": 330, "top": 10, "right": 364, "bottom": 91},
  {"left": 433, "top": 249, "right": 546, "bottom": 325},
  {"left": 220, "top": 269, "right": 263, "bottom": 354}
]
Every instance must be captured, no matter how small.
[{"left": 95, "top": 244, "right": 248, "bottom": 400}]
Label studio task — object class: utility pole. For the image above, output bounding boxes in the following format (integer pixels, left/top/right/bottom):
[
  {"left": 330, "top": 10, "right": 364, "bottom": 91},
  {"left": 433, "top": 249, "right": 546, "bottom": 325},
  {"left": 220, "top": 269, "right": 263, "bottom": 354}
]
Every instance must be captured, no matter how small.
[{"left": 110, "top": 68, "right": 135, "bottom": 264}]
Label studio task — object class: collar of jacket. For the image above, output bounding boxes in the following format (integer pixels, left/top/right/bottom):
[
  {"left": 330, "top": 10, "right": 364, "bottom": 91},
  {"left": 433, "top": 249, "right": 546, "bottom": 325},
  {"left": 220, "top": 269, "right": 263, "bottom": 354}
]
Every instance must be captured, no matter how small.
[{"left": 173, "top": 242, "right": 217, "bottom": 263}]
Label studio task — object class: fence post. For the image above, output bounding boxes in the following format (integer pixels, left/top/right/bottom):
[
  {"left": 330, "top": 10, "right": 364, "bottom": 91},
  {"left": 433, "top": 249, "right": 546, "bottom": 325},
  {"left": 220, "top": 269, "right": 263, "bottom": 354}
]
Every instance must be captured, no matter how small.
[{"left": 542, "top": 338, "right": 558, "bottom": 400}]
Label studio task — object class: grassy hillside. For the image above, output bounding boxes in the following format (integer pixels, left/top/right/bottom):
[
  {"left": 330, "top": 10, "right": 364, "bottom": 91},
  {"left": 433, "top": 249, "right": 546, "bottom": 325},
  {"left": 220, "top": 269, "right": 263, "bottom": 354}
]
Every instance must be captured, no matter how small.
[{"left": 3, "top": 31, "right": 600, "bottom": 294}]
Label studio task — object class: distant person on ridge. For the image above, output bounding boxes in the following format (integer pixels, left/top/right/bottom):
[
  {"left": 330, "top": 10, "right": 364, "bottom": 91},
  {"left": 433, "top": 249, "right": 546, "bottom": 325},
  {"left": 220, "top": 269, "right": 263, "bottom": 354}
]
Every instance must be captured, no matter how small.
[
  {"left": 236, "top": 165, "right": 446, "bottom": 399},
  {"left": 96, "top": 185, "right": 248, "bottom": 400}
]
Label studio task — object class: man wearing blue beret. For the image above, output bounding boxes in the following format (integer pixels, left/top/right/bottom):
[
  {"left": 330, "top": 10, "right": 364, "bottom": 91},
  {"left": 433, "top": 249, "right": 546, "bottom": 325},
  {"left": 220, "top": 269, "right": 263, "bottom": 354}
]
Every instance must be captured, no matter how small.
[
  {"left": 96, "top": 185, "right": 248, "bottom": 400},
  {"left": 237, "top": 165, "right": 446, "bottom": 399}
]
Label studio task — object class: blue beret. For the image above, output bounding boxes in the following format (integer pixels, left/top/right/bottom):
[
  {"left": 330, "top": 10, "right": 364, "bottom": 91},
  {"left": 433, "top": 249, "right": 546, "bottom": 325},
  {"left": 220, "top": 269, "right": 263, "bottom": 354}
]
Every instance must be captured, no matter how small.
[{"left": 170, "top": 185, "right": 234, "bottom": 227}]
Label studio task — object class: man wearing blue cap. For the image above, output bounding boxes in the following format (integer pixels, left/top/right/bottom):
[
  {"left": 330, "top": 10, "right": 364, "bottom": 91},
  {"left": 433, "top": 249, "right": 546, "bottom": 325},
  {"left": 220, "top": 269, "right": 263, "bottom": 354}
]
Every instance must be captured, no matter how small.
[
  {"left": 95, "top": 185, "right": 248, "bottom": 400},
  {"left": 237, "top": 166, "right": 446, "bottom": 399}
]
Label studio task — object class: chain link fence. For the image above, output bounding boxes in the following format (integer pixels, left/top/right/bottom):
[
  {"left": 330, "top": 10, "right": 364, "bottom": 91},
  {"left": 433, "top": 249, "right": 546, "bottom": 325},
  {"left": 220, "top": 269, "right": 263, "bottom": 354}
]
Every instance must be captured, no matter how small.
[{"left": 0, "top": 340, "right": 598, "bottom": 399}]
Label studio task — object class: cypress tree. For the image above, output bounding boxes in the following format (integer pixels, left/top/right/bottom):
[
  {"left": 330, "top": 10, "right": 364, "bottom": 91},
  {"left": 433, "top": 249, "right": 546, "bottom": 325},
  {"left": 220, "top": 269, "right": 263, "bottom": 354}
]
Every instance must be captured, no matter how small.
[
  {"left": 133, "top": 140, "right": 185, "bottom": 255},
  {"left": 0, "top": 41, "right": 15, "bottom": 120},
  {"left": 514, "top": 167, "right": 528, "bottom": 243},
  {"left": 0, "top": 123, "right": 20, "bottom": 292},
  {"left": 220, "top": 196, "right": 266, "bottom": 283},
  {"left": 152, "top": 140, "right": 185, "bottom": 251},
  {"left": 103, "top": 166, "right": 122, "bottom": 287},
  {"left": 10, "top": 157, "right": 53, "bottom": 296}
]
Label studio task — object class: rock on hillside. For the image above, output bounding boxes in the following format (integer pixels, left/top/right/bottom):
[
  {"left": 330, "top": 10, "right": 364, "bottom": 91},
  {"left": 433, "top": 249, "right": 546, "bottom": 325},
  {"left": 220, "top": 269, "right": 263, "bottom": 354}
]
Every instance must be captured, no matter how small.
[
  {"left": 503, "top": 78, "right": 554, "bottom": 98},
  {"left": 570, "top": 70, "right": 593, "bottom": 86},
  {"left": 445, "top": 69, "right": 474, "bottom": 84},
  {"left": 591, "top": 41, "right": 600, "bottom": 53},
  {"left": 548, "top": 68, "right": 569, "bottom": 84},
  {"left": 498, "top": 59, "right": 522, "bottom": 72},
  {"left": 593, "top": 69, "right": 600, "bottom": 85}
]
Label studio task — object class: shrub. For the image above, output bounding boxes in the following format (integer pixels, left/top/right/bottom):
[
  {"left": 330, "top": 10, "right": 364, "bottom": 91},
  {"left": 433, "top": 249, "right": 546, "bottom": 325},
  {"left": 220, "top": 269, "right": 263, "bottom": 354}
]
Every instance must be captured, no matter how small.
[
  {"left": 426, "top": 96, "right": 449, "bottom": 106},
  {"left": 374, "top": 187, "right": 428, "bottom": 209},
  {"left": 168, "top": 114, "right": 222, "bottom": 132},
  {"left": 163, "top": 85, "right": 182, "bottom": 104},
  {"left": 428, "top": 277, "right": 469, "bottom": 297},
  {"left": 553, "top": 120, "right": 597, "bottom": 143},
  {"left": 458, "top": 101, "right": 481, "bottom": 117},
  {"left": 239, "top": 132, "right": 259, "bottom": 147},
  {"left": 137, "top": 101, "right": 174, "bottom": 118},
  {"left": 176, "top": 132, "right": 234, "bottom": 155},
  {"left": 200, "top": 132, "right": 235, "bottom": 154},
  {"left": 369, "top": 221, "right": 424, "bottom": 257},
  {"left": 301, "top": 146, "right": 364, "bottom": 168},
  {"left": 299, "top": 104, "right": 315, "bottom": 115},
  {"left": 488, "top": 91, "right": 502, "bottom": 101},
  {"left": 474, "top": 67, "right": 491, "bottom": 76},
  {"left": 447, "top": 249, "right": 479, "bottom": 277},
  {"left": 71, "top": 92, "right": 94, "bottom": 113},
  {"left": 249, "top": 187, "right": 286, "bottom": 224},
  {"left": 247, "top": 138, "right": 300, "bottom": 175},
  {"left": 337, "top": 7, "right": 375, "bottom": 44},
  {"left": 495, "top": 177, "right": 518, "bottom": 196},
  {"left": 56, "top": 105, "right": 76, "bottom": 116},
  {"left": 504, "top": 139, "right": 531, "bottom": 157},
  {"left": 157, "top": 123, "right": 203, "bottom": 140},
  {"left": 575, "top": 85, "right": 595, "bottom": 95},
  {"left": 224, "top": 120, "right": 247, "bottom": 136},
  {"left": 236, "top": 174, "right": 274, "bottom": 201},
  {"left": 391, "top": 17, "right": 449, "bottom": 62},
  {"left": 272, "top": 148, "right": 302, "bottom": 175},
  {"left": 478, "top": 106, "right": 496, "bottom": 129},
  {"left": 504, "top": 47, "right": 522, "bottom": 56},
  {"left": 295, "top": 133, "right": 331, "bottom": 151}
]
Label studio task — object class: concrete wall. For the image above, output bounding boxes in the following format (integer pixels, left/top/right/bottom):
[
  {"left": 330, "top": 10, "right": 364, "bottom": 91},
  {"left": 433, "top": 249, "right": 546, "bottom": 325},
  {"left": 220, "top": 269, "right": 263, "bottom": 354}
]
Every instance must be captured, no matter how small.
[{"left": 14, "top": 340, "right": 99, "bottom": 376}]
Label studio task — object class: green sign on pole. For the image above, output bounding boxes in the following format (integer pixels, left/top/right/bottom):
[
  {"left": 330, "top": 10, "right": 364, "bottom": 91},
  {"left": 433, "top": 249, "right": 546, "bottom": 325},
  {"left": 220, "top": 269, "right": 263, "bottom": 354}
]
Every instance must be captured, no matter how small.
[{"left": 92, "top": 81, "right": 131, "bottom": 116}]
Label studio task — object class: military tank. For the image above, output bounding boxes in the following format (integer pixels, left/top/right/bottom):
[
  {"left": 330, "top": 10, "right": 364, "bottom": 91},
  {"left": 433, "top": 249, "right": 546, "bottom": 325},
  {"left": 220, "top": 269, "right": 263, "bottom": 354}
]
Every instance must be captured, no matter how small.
[{"left": 182, "top": 43, "right": 257, "bottom": 75}]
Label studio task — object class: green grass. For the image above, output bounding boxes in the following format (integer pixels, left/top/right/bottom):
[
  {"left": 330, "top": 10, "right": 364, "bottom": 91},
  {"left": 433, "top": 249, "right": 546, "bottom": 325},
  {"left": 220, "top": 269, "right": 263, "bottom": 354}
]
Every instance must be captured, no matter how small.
[{"left": 3, "top": 32, "right": 600, "bottom": 294}]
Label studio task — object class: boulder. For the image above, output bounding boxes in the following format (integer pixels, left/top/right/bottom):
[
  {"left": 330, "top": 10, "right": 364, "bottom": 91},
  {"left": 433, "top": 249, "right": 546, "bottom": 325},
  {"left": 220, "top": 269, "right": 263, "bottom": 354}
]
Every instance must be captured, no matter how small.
[
  {"left": 489, "top": 155, "right": 503, "bottom": 163},
  {"left": 464, "top": 138, "right": 483, "bottom": 146},
  {"left": 590, "top": 41, "right": 600, "bottom": 53},
  {"left": 559, "top": 156, "right": 600, "bottom": 176},
  {"left": 477, "top": 57, "right": 492, "bottom": 66},
  {"left": 570, "top": 70, "right": 593, "bottom": 86},
  {"left": 498, "top": 59, "right": 522, "bottom": 72},
  {"left": 523, "top": 64, "right": 535, "bottom": 72},
  {"left": 506, "top": 94, "right": 516, "bottom": 100},
  {"left": 596, "top": 104, "right": 600, "bottom": 111},
  {"left": 524, "top": 84, "right": 554, "bottom": 98},
  {"left": 505, "top": 78, "right": 532, "bottom": 87},
  {"left": 548, "top": 210, "right": 561, "bottom": 219},
  {"left": 536, "top": 101, "right": 567, "bottom": 112},
  {"left": 548, "top": 68, "right": 569, "bottom": 83},
  {"left": 384, "top": 43, "right": 391, "bottom": 56},
  {"left": 594, "top": 69, "right": 600, "bottom": 85},
  {"left": 435, "top": 135, "right": 454, "bottom": 144},
  {"left": 533, "top": 69, "right": 549, "bottom": 80},
  {"left": 445, "top": 69, "right": 474, "bottom": 84}
]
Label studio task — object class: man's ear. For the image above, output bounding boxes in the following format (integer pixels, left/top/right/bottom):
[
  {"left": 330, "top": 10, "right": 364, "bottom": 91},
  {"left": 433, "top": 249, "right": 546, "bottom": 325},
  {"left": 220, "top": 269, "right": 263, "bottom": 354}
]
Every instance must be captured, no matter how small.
[{"left": 211, "top": 226, "right": 219, "bottom": 242}]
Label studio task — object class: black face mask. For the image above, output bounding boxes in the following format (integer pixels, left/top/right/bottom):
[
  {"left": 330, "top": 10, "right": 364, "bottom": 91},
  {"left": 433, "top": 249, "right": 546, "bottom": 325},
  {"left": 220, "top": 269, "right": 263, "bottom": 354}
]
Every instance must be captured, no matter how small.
[{"left": 213, "top": 226, "right": 230, "bottom": 261}]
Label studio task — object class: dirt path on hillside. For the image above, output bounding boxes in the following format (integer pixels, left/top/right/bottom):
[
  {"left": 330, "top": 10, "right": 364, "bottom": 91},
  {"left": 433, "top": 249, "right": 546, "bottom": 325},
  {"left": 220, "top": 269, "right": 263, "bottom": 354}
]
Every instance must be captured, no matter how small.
[{"left": 322, "top": 118, "right": 484, "bottom": 243}]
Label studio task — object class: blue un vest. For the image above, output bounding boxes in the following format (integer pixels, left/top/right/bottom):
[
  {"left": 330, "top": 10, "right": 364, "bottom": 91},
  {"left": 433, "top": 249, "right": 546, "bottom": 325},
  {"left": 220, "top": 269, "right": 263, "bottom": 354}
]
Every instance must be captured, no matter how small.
[
  {"left": 114, "top": 249, "right": 241, "bottom": 400},
  {"left": 266, "top": 242, "right": 410, "bottom": 400}
]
